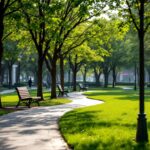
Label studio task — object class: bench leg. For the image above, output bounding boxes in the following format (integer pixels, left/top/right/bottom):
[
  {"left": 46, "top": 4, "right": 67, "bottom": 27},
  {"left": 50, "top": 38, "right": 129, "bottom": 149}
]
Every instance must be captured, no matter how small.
[
  {"left": 27, "top": 100, "right": 32, "bottom": 108},
  {"left": 16, "top": 100, "right": 20, "bottom": 108}
]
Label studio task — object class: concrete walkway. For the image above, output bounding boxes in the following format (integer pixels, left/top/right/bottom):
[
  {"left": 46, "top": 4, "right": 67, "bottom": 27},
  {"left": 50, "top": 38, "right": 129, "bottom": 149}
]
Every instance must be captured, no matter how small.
[
  {"left": 0, "top": 87, "right": 38, "bottom": 94},
  {"left": 0, "top": 92, "right": 103, "bottom": 150},
  {"left": 0, "top": 89, "right": 15, "bottom": 94}
]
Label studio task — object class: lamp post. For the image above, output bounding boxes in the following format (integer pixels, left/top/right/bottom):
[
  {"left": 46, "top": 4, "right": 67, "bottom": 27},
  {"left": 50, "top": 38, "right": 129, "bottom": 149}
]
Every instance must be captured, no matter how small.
[{"left": 136, "top": 1, "right": 148, "bottom": 142}]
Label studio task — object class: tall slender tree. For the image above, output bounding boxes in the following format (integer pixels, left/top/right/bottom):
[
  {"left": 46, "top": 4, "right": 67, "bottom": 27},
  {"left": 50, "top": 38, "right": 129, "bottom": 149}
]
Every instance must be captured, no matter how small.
[
  {"left": 44, "top": 0, "right": 105, "bottom": 98},
  {"left": 0, "top": 0, "right": 18, "bottom": 86},
  {"left": 18, "top": 0, "right": 55, "bottom": 99},
  {"left": 0, "top": 0, "right": 19, "bottom": 107}
]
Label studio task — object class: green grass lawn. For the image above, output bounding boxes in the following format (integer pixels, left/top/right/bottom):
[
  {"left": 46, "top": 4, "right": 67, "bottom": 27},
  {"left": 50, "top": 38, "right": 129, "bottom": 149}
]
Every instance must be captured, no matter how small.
[
  {"left": 59, "top": 87, "right": 150, "bottom": 150},
  {"left": 0, "top": 89, "right": 71, "bottom": 116}
]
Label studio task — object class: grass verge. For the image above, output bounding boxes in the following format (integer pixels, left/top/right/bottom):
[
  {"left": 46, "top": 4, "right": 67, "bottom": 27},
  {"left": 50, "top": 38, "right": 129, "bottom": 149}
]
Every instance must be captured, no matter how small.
[
  {"left": 59, "top": 87, "right": 150, "bottom": 150},
  {"left": 0, "top": 89, "right": 71, "bottom": 116}
]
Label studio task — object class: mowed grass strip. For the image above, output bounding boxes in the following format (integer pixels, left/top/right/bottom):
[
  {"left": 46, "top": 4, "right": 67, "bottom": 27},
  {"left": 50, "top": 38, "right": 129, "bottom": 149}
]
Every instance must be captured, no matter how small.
[
  {"left": 59, "top": 88, "right": 150, "bottom": 150},
  {"left": 0, "top": 89, "right": 71, "bottom": 115}
]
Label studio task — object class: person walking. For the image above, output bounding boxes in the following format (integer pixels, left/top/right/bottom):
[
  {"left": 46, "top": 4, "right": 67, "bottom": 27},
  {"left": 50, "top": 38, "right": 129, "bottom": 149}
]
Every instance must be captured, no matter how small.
[{"left": 28, "top": 78, "right": 32, "bottom": 88}]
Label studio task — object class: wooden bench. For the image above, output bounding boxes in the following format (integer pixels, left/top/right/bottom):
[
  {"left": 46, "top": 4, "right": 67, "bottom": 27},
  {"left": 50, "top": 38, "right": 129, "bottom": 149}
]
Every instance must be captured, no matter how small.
[
  {"left": 79, "top": 83, "right": 88, "bottom": 91},
  {"left": 16, "top": 87, "right": 42, "bottom": 108},
  {"left": 57, "top": 84, "right": 68, "bottom": 97}
]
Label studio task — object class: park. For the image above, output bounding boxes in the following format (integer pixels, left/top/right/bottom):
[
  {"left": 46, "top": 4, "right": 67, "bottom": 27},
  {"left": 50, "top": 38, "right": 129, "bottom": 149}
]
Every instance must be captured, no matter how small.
[{"left": 0, "top": 0, "right": 150, "bottom": 150}]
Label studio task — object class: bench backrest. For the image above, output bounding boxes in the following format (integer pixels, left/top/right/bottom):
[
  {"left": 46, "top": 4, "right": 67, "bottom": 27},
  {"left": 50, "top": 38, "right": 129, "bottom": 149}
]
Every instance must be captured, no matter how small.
[
  {"left": 16, "top": 87, "right": 31, "bottom": 100},
  {"left": 57, "top": 84, "right": 63, "bottom": 92}
]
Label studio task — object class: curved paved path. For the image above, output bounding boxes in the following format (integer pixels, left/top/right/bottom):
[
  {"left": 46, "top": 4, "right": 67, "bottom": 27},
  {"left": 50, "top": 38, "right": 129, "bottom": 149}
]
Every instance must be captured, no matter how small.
[{"left": 0, "top": 92, "right": 103, "bottom": 150}]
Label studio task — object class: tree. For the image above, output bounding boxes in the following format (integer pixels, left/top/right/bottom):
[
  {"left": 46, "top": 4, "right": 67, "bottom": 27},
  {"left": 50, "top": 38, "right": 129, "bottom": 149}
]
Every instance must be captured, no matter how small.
[
  {"left": 80, "top": 64, "right": 89, "bottom": 85},
  {"left": 57, "top": 22, "right": 97, "bottom": 92},
  {"left": 0, "top": 1, "right": 19, "bottom": 111},
  {"left": 110, "top": 40, "right": 128, "bottom": 88},
  {"left": 87, "top": 20, "right": 108, "bottom": 86},
  {"left": 123, "top": 27, "right": 139, "bottom": 90},
  {"left": 18, "top": 0, "right": 57, "bottom": 99},
  {"left": 145, "top": 28, "right": 150, "bottom": 82},
  {"left": 89, "top": 19, "right": 127, "bottom": 88},
  {"left": 68, "top": 43, "right": 99, "bottom": 91},
  {"left": 14, "top": 30, "right": 40, "bottom": 85},
  {"left": 18, "top": 0, "right": 103, "bottom": 99},
  {"left": 3, "top": 39, "right": 21, "bottom": 88},
  {"left": 121, "top": 0, "right": 150, "bottom": 142},
  {"left": 44, "top": 0, "right": 106, "bottom": 98},
  {"left": 0, "top": 0, "right": 18, "bottom": 86}
]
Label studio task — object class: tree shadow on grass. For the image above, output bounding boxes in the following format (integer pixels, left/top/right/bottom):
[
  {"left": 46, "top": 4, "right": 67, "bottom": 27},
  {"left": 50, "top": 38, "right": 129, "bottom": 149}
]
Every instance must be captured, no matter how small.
[
  {"left": 60, "top": 110, "right": 137, "bottom": 134},
  {"left": 60, "top": 110, "right": 150, "bottom": 150},
  {"left": 86, "top": 90, "right": 150, "bottom": 102},
  {"left": 117, "top": 95, "right": 150, "bottom": 102},
  {"left": 85, "top": 89, "right": 138, "bottom": 97},
  {"left": 76, "top": 138, "right": 150, "bottom": 150}
]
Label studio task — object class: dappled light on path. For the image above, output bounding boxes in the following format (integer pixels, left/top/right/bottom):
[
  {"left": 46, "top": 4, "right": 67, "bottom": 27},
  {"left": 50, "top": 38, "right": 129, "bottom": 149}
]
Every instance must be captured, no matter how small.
[{"left": 0, "top": 92, "right": 103, "bottom": 150}]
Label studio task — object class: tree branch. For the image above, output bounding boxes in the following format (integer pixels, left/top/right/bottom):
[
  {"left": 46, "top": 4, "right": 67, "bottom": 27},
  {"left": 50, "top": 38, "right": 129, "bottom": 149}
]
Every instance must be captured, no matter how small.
[
  {"left": 4, "top": 7, "right": 20, "bottom": 16},
  {"left": 18, "top": 0, "right": 39, "bottom": 51},
  {"left": 42, "top": 39, "right": 51, "bottom": 60},
  {"left": 144, "top": 22, "right": 150, "bottom": 33},
  {"left": 2, "top": 32, "right": 12, "bottom": 41},
  {"left": 4, "top": 0, "right": 16, "bottom": 9},
  {"left": 45, "top": 57, "right": 52, "bottom": 72},
  {"left": 126, "top": 0, "right": 139, "bottom": 31}
]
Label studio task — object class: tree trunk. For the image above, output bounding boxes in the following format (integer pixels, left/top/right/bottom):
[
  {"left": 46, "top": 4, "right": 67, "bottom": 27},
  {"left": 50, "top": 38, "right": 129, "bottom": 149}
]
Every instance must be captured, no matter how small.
[
  {"left": 6, "top": 70, "right": 9, "bottom": 84},
  {"left": 45, "top": 55, "right": 57, "bottom": 98},
  {"left": 104, "top": 71, "right": 109, "bottom": 88},
  {"left": 1, "top": 65, "right": 5, "bottom": 84},
  {"left": 83, "top": 67, "right": 87, "bottom": 85},
  {"left": 148, "top": 71, "right": 150, "bottom": 83},
  {"left": 112, "top": 66, "right": 116, "bottom": 88},
  {"left": 95, "top": 76, "right": 100, "bottom": 85},
  {"left": 46, "top": 72, "right": 51, "bottom": 88},
  {"left": 0, "top": 15, "right": 4, "bottom": 86},
  {"left": 94, "top": 68, "right": 100, "bottom": 86},
  {"left": 33, "top": 71, "right": 38, "bottom": 86},
  {"left": 68, "top": 67, "right": 71, "bottom": 88},
  {"left": 60, "top": 56, "right": 64, "bottom": 91},
  {"left": 134, "top": 63, "right": 137, "bottom": 91},
  {"left": 16, "top": 62, "right": 20, "bottom": 85},
  {"left": 72, "top": 68, "right": 77, "bottom": 91},
  {"left": 0, "top": 44, "right": 3, "bottom": 86},
  {"left": 37, "top": 59, "right": 43, "bottom": 99},
  {"left": 0, "top": 9, "right": 4, "bottom": 108},
  {"left": 146, "top": 68, "right": 150, "bottom": 83},
  {"left": 51, "top": 60, "right": 57, "bottom": 99},
  {"left": 0, "top": 96, "right": 2, "bottom": 108},
  {"left": 72, "top": 55, "right": 78, "bottom": 91},
  {"left": 136, "top": 67, "right": 139, "bottom": 87},
  {"left": 8, "top": 65, "right": 12, "bottom": 89}
]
